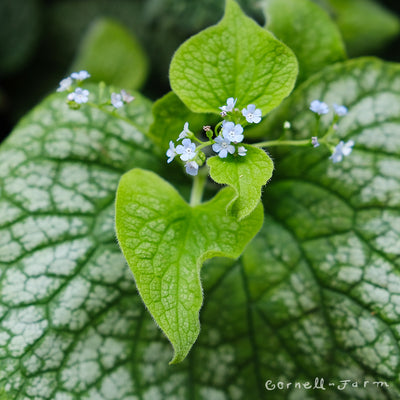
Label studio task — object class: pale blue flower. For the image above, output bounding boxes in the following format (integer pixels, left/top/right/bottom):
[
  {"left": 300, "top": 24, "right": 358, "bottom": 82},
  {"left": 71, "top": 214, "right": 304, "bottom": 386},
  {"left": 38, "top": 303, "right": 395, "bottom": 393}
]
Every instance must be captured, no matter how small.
[
  {"left": 219, "top": 97, "right": 237, "bottom": 112},
  {"left": 56, "top": 77, "right": 73, "bottom": 92},
  {"left": 178, "top": 122, "right": 190, "bottom": 140},
  {"left": 310, "top": 100, "right": 329, "bottom": 115},
  {"left": 176, "top": 138, "right": 196, "bottom": 161},
  {"left": 311, "top": 137, "right": 320, "bottom": 148},
  {"left": 166, "top": 141, "right": 177, "bottom": 163},
  {"left": 237, "top": 146, "right": 247, "bottom": 156},
  {"left": 242, "top": 104, "right": 262, "bottom": 123},
  {"left": 67, "top": 88, "right": 89, "bottom": 104},
  {"left": 212, "top": 136, "right": 235, "bottom": 158},
  {"left": 121, "top": 89, "right": 134, "bottom": 103},
  {"left": 185, "top": 161, "right": 199, "bottom": 176},
  {"left": 111, "top": 93, "right": 123, "bottom": 108},
  {"left": 330, "top": 140, "right": 355, "bottom": 163},
  {"left": 222, "top": 122, "right": 244, "bottom": 143},
  {"left": 333, "top": 104, "right": 348, "bottom": 117},
  {"left": 70, "top": 70, "right": 91, "bottom": 81}
]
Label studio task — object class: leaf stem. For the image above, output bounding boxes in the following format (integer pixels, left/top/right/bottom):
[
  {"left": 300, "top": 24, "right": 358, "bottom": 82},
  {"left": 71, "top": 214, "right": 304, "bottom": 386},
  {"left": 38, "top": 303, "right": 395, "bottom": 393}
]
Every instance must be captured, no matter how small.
[
  {"left": 190, "top": 168, "right": 208, "bottom": 206},
  {"left": 253, "top": 139, "right": 310, "bottom": 148}
]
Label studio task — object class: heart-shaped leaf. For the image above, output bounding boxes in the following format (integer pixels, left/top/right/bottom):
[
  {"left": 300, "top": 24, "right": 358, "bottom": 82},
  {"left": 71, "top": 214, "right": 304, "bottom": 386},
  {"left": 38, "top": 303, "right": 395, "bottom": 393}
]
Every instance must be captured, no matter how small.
[
  {"left": 115, "top": 168, "right": 264, "bottom": 363},
  {"left": 169, "top": 0, "right": 298, "bottom": 115}
]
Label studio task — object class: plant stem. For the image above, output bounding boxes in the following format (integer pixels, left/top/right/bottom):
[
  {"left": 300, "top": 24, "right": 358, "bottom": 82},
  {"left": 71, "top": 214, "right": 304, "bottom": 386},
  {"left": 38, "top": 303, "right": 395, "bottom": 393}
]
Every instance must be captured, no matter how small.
[
  {"left": 190, "top": 168, "right": 207, "bottom": 206},
  {"left": 253, "top": 138, "right": 310, "bottom": 148}
]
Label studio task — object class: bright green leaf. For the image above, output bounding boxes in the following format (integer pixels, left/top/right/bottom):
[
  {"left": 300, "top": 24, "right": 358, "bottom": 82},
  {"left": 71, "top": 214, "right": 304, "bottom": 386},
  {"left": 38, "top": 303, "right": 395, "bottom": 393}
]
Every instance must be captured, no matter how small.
[
  {"left": 264, "top": 0, "right": 346, "bottom": 84},
  {"left": 207, "top": 145, "right": 273, "bottom": 220},
  {"left": 71, "top": 18, "right": 149, "bottom": 90},
  {"left": 169, "top": 0, "right": 298, "bottom": 115},
  {"left": 149, "top": 91, "right": 217, "bottom": 153},
  {"left": 115, "top": 169, "right": 263, "bottom": 364},
  {"left": 315, "top": 0, "right": 400, "bottom": 56}
]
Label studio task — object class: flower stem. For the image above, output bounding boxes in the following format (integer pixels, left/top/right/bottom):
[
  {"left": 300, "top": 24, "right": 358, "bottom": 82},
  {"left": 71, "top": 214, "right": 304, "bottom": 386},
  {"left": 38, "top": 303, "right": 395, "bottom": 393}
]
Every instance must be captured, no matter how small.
[
  {"left": 190, "top": 168, "right": 208, "bottom": 206},
  {"left": 196, "top": 140, "right": 213, "bottom": 151},
  {"left": 253, "top": 139, "right": 310, "bottom": 148}
]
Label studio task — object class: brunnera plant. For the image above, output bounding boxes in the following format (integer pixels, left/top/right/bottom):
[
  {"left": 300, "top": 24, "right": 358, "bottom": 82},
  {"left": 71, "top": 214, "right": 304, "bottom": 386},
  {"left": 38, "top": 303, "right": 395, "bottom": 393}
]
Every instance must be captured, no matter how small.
[{"left": 1, "top": 0, "right": 400, "bottom": 399}]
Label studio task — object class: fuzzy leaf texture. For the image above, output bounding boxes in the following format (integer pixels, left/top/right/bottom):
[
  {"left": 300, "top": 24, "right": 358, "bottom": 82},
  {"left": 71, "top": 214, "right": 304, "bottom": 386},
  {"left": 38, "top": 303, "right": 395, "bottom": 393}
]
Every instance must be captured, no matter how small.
[
  {"left": 207, "top": 145, "right": 273, "bottom": 220},
  {"left": 1, "top": 58, "right": 400, "bottom": 399},
  {"left": 264, "top": 0, "right": 346, "bottom": 84},
  {"left": 115, "top": 170, "right": 263, "bottom": 364},
  {"left": 169, "top": 0, "right": 298, "bottom": 115}
]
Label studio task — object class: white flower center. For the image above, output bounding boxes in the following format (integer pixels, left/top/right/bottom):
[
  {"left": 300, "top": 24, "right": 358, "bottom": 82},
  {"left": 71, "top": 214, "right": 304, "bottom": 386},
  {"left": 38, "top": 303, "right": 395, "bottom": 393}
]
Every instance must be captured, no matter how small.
[{"left": 228, "top": 130, "right": 235, "bottom": 139}]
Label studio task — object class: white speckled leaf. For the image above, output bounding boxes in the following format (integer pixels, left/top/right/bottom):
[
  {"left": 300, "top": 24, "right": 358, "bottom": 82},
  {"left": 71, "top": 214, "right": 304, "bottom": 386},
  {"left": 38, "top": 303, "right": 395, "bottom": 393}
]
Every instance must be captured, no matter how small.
[
  {"left": 242, "top": 57, "right": 400, "bottom": 398},
  {"left": 2, "top": 57, "right": 400, "bottom": 400}
]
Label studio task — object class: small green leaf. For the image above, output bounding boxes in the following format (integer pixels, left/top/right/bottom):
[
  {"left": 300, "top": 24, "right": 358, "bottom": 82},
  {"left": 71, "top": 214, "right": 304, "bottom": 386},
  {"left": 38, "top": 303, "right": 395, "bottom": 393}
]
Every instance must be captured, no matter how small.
[
  {"left": 169, "top": 0, "right": 298, "bottom": 115},
  {"left": 264, "top": 0, "right": 346, "bottom": 84},
  {"left": 315, "top": 0, "right": 400, "bottom": 56},
  {"left": 115, "top": 169, "right": 263, "bottom": 363},
  {"left": 207, "top": 145, "right": 273, "bottom": 220},
  {"left": 71, "top": 18, "right": 149, "bottom": 90},
  {"left": 149, "top": 91, "right": 217, "bottom": 152}
]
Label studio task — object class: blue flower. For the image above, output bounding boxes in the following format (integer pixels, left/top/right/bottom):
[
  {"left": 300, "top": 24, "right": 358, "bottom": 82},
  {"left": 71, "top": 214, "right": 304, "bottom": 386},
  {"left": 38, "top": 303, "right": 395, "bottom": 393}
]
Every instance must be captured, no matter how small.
[
  {"left": 176, "top": 138, "right": 196, "bottom": 161},
  {"left": 111, "top": 93, "right": 124, "bottom": 108},
  {"left": 120, "top": 90, "right": 134, "bottom": 103},
  {"left": 212, "top": 136, "right": 235, "bottom": 158},
  {"left": 222, "top": 122, "right": 244, "bottom": 143},
  {"left": 178, "top": 122, "right": 190, "bottom": 140},
  {"left": 219, "top": 97, "right": 237, "bottom": 113},
  {"left": 310, "top": 100, "right": 329, "bottom": 115},
  {"left": 56, "top": 77, "right": 73, "bottom": 92},
  {"left": 311, "top": 137, "right": 320, "bottom": 148},
  {"left": 67, "top": 88, "right": 90, "bottom": 104},
  {"left": 333, "top": 104, "right": 348, "bottom": 117},
  {"left": 330, "top": 140, "right": 355, "bottom": 163},
  {"left": 242, "top": 104, "right": 262, "bottom": 123},
  {"left": 237, "top": 146, "right": 247, "bottom": 156},
  {"left": 70, "top": 70, "right": 91, "bottom": 81},
  {"left": 185, "top": 161, "right": 199, "bottom": 176},
  {"left": 166, "top": 141, "right": 177, "bottom": 163}
]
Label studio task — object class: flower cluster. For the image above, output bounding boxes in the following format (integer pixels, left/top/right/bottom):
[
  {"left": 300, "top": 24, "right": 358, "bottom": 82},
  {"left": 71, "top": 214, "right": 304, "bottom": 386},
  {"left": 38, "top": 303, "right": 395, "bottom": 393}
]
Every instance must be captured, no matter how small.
[
  {"left": 166, "top": 97, "right": 262, "bottom": 175},
  {"left": 309, "top": 99, "right": 354, "bottom": 163},
  {"left": 57, "top": 70, "right": 91, "bottom": 105},
  {"left": 56, "top": 71, "right": 134, "bottom": 110},
  {"left": 111, "top": 90, "right": 135, "bottom": 108}
]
